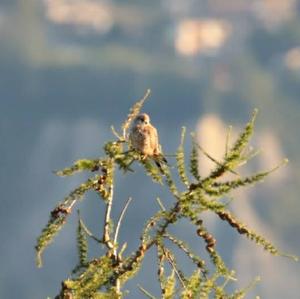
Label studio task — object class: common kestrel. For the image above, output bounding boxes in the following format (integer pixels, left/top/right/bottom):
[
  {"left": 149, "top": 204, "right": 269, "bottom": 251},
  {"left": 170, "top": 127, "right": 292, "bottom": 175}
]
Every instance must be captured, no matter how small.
[{"left": 129, "top": 113, "right": 167, "bottom": 166}]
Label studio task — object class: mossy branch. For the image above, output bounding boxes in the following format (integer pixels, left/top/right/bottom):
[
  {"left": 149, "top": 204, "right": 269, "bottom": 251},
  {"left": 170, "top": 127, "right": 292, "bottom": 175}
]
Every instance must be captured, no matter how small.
[
  {"left": 36, "top": 215, "right": 67, "bottom": 268},
  {"left": 176, "top": 127, "right": 189, "bottom": 187},
  {"left": 72, "top": 211, "right": 89, "bottom": 273},
  {"left": 190, "top": 134, "right": 201, "bottom": 181}
]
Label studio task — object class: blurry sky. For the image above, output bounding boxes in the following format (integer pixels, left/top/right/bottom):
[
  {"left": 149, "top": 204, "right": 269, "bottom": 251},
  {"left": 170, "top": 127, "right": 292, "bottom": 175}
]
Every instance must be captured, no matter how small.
[{"left": 1, "top": 0, "right": 300, "bottom": 298}]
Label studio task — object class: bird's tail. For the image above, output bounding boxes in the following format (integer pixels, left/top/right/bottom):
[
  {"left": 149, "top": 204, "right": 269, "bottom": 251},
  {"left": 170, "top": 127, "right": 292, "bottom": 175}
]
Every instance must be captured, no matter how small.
[{"left": 153, "top": 154, "right": 168, "bottom": 174}]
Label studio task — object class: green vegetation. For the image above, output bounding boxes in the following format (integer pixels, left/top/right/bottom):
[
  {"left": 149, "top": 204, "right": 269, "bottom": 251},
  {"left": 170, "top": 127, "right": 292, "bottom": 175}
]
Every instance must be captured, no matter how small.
[{"left": 35, "top": 91, "right": 297, "bottom": 299}]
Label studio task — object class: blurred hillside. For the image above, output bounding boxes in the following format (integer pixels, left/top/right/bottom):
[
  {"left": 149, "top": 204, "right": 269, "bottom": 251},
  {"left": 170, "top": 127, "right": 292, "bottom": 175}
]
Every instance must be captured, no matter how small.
[{"left": 0, "top": 1, "right": 299, "bottom": 298}]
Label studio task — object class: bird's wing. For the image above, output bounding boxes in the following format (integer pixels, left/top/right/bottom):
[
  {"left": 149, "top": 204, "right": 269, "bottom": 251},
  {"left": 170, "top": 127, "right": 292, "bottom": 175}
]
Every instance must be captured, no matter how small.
[
  {"left": 128, "top": 128, "right": 133, "bottom": 145},
  {"left": 129, "top": 127, "right": 139, "bottom": 149},
  {"left": 147, "top": 125, "right": 160, "bottom": 154}
]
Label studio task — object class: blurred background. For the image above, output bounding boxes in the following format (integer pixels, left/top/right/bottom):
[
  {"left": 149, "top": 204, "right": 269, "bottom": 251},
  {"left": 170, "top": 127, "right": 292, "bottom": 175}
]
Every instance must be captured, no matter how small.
[{"left": 1, "top": 0, "right": 300, "bottom": 298}]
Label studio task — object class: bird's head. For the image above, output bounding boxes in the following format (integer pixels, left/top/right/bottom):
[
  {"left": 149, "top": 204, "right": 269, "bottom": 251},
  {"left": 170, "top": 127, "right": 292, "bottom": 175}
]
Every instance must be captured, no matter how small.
[{"left": 134, "top": 113, "right": 151, "bottom": 126}]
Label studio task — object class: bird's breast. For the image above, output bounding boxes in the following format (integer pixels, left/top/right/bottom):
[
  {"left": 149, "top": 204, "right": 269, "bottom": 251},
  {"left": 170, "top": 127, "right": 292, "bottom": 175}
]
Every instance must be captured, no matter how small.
[{"left": 132, "top": 128, "right": 153, "bottom": 155}]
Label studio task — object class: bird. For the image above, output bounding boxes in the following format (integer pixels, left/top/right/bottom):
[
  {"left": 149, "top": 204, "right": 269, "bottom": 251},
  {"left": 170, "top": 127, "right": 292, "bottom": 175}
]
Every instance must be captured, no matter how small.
[{"left": 129, "top": 113, "right": 167, "bottom": 169}]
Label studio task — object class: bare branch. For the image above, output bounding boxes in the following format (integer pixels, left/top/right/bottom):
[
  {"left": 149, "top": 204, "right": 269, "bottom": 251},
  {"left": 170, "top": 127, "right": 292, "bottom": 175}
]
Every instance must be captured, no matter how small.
[
  {"left": 79, "top": 218, "right": 103, "bottom": 244},
  {"left": 162, "top": 247, "right": 187, "bottom": 290},
  {"left": 155, "top": 197, "right": 166, "bottom": 211},
  {"left": 113, "top": 197, "right": 133, "bottom": 248},
  {"left": 111, "top": 125, "right": 124, "bottom": 141},
  {"left": 103, "top": 185, "right": 114, "bottom": 250},
  {"left": 138, "top": 284, "right": 157, "bottom": 299}
]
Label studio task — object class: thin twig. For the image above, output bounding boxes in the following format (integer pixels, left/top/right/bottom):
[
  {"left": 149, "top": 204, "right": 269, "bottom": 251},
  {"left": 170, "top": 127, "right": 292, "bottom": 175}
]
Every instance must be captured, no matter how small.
[
  {"left": 119, "top": 242, "right": 127, "bottom": 257},
  {"left": 163, "top": 248, "right": 187, "bottom": 290},
  {"left": 195, "top": 142, "right": 240, "bottom": 176},
  {"left": 138, "top": 284, "right": 157, "bottom": 299},
  {"left": 155, "top": 197, "right": 166, "bottom": 211},
  {"left": 68, "top": 199, "right": 77, "bottom": 211},
  {"left": 156, "top": 244, "right": 165, "bottom": 292},
  {"left": 245, "top": 148, "right": 261, "bottom": 159},
  {"left": 111, "top": 125, "right": 124, "bottom": 141},
  {"left": 163, "top": 232, "right": 206, "bottom": 271},
  {"left": 79, "top": 218, "right": 103, "bottom": 244},
  {"left": 221, "top": 270, "right": 237, "bottom": 288},
  {"left": 225, "top": 125, "right": 232, "bottom": 158},
  {"left": 113, "top": 197, "right": 133, "bottom": 249}
]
